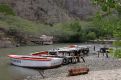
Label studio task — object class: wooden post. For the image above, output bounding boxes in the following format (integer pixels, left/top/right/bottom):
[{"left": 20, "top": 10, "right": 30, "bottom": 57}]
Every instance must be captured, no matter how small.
[
  {"left": 103, "top": 52, "right": 104, "bottom": 56},
  {"left": 38, "top": 70, "right": 45, "bottom": 79},
  {"left": 77, "top": 56, "right": 80, "bottom": 62},
  {"left": 80, "top": 57, "right": 85, "bottom": 62},
  {"left": 72, "top": 56, "right": 76, "bottom": 63},
  {"left": 105, "top": 51, "right": 109, "bottom": 58},
  {"left": 78, "top": 49, "right": 85, "bottom": 62},
  {"left": 94, "top": 45, "right": 95, "bottom": 51},
  {"left": 97, "top": 51, "right": 100, "bottom": 57}
]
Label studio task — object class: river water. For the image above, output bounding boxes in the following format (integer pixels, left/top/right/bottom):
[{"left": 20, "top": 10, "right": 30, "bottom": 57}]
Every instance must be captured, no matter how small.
[{"left": 0, "top": 43, "right": 110, "bottom": 80}]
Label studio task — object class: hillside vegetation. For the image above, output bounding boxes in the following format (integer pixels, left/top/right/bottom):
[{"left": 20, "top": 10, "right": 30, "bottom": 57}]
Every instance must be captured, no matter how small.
[
  {"left": 0, "top": 14, "right": 118, "bottom": 44},
  {"left": 0, "top": 3, "right": 121, "bottom": 47}
]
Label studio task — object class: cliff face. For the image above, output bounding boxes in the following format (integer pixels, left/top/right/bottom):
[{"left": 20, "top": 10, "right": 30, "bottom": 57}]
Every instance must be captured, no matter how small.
[{"left": 0, "top": 0, "right": 95, "bottom": 24}]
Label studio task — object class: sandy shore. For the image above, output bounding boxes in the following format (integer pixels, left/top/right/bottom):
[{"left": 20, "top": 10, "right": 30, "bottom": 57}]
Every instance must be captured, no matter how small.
[
  {"left": 39, "top": 69, "right": 121, "bottom": 80},
  {"left": 24, "top": 54, "right": 121, "bottom": 80}
]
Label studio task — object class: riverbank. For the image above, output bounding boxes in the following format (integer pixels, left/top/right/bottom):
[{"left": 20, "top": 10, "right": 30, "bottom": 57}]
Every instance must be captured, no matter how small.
[
  {"left": 23, "top": 54, "right": 121, "bottom": 80},
  {"left": 0, "top": 43, "right": 118, "bottom": 80},
  {"left": 39, "top": 69, "right": 121, "bottom": 80}
]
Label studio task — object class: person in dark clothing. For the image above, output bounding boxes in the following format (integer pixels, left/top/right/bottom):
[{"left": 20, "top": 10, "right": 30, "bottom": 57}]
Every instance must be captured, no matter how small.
[
  {"left": 94, "top": 45, "right": 95, "bottom": 51},
  {"left": 99, "top": 47, "right": 109, "bottom": 58}
]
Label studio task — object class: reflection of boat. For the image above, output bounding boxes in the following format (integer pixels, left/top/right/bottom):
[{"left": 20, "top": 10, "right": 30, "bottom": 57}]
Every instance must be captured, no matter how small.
[{"left": 8, "top": 55, "right": 63, "bottom": 68}]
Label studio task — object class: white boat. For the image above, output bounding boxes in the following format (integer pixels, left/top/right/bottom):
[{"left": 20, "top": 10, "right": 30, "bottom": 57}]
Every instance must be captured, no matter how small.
[{"left": 8, "top": 55, "right": 63, "bottom": 68}]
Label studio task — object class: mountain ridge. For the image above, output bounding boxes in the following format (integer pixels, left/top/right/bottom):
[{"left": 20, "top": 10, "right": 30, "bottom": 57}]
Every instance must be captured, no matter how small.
[{"left": 0, "top": 0, "right": 96, "bottom": 24}]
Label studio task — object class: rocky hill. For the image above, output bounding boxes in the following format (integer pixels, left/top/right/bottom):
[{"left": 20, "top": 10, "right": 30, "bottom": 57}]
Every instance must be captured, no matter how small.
[
  {"left": 0, "top": 0, "right": 96, "bottom": 24},
  {"left": 0, "top": 0, "right": 97, "bottom": 47}
]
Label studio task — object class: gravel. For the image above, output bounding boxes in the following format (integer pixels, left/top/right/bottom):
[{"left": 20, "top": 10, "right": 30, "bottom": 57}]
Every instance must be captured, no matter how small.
[
  {"left": 24, "top": 53, "right": 121, "bottom": 80},
  {"left": 39, "top": 69, "right": 121, "bottom": 80},
  {"left": 23, "top": 44, "right": 121, "bottom": 80}
]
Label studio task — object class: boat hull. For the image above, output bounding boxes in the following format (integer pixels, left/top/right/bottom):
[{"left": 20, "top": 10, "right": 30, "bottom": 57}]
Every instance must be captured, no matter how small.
[{"left": 9, "top": 55, "right": 63, "bottom": 68}]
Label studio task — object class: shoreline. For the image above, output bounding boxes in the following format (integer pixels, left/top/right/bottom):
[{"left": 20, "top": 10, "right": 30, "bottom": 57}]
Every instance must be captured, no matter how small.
[
  {"left": 39, "top": 68, "right": 121, "bottom": 80},
  {"left": 24, "top": 55, "right": 121, "bottom": 80}
]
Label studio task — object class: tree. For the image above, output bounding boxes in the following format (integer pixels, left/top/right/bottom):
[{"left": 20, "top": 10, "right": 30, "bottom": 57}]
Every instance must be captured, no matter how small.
[
  {"left": 92, "top": 0, "right": 121, "bottom": 16},
  {"left": 66, "top": 21, "right": 82, "bottom": 42},
  {"left": 92, "top": 0, "right": 121, "bottom": 58},
  {"left": 87, "top": 32, "right": 96, "bottom": 40}
]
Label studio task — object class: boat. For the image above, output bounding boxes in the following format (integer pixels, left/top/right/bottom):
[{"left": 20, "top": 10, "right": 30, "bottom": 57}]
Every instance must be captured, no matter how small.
[
  {"left": 31, "top": 51, "right": 49, "bottom": 56},
  {"left": 8, "top": 55, "right": 63, "bottom": 68},
  {"left": 30, "top": 45, "right": 81, "bottom": 57}
]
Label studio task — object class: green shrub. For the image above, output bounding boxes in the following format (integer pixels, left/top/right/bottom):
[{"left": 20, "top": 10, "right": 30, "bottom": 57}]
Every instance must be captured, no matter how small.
[
  {"left": 52, "top": 20, "right": 84, "bottom": 42},
  {"left": 114, "top": 49, "right": 121, "bottom": 58},
  {"left": 87, "top": 32, "right": 96, "bottom": 40},
  {"left": 0, "top": 4, "right": 15, "bottom": 16},
  {"left": 113, "top": 41, "right": 121, "bottom": 47}
]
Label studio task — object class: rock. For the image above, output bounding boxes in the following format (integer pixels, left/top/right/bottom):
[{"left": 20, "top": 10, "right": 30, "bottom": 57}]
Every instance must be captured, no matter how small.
[
  {"left": 0, "top": 30, "right": 15, "bottom": 48},
  {"left": 0, "top": 39, "right": 14, "bottom": 48},
  {"left": 0, "top": 0, "right": 96, "bottom": 24}
]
